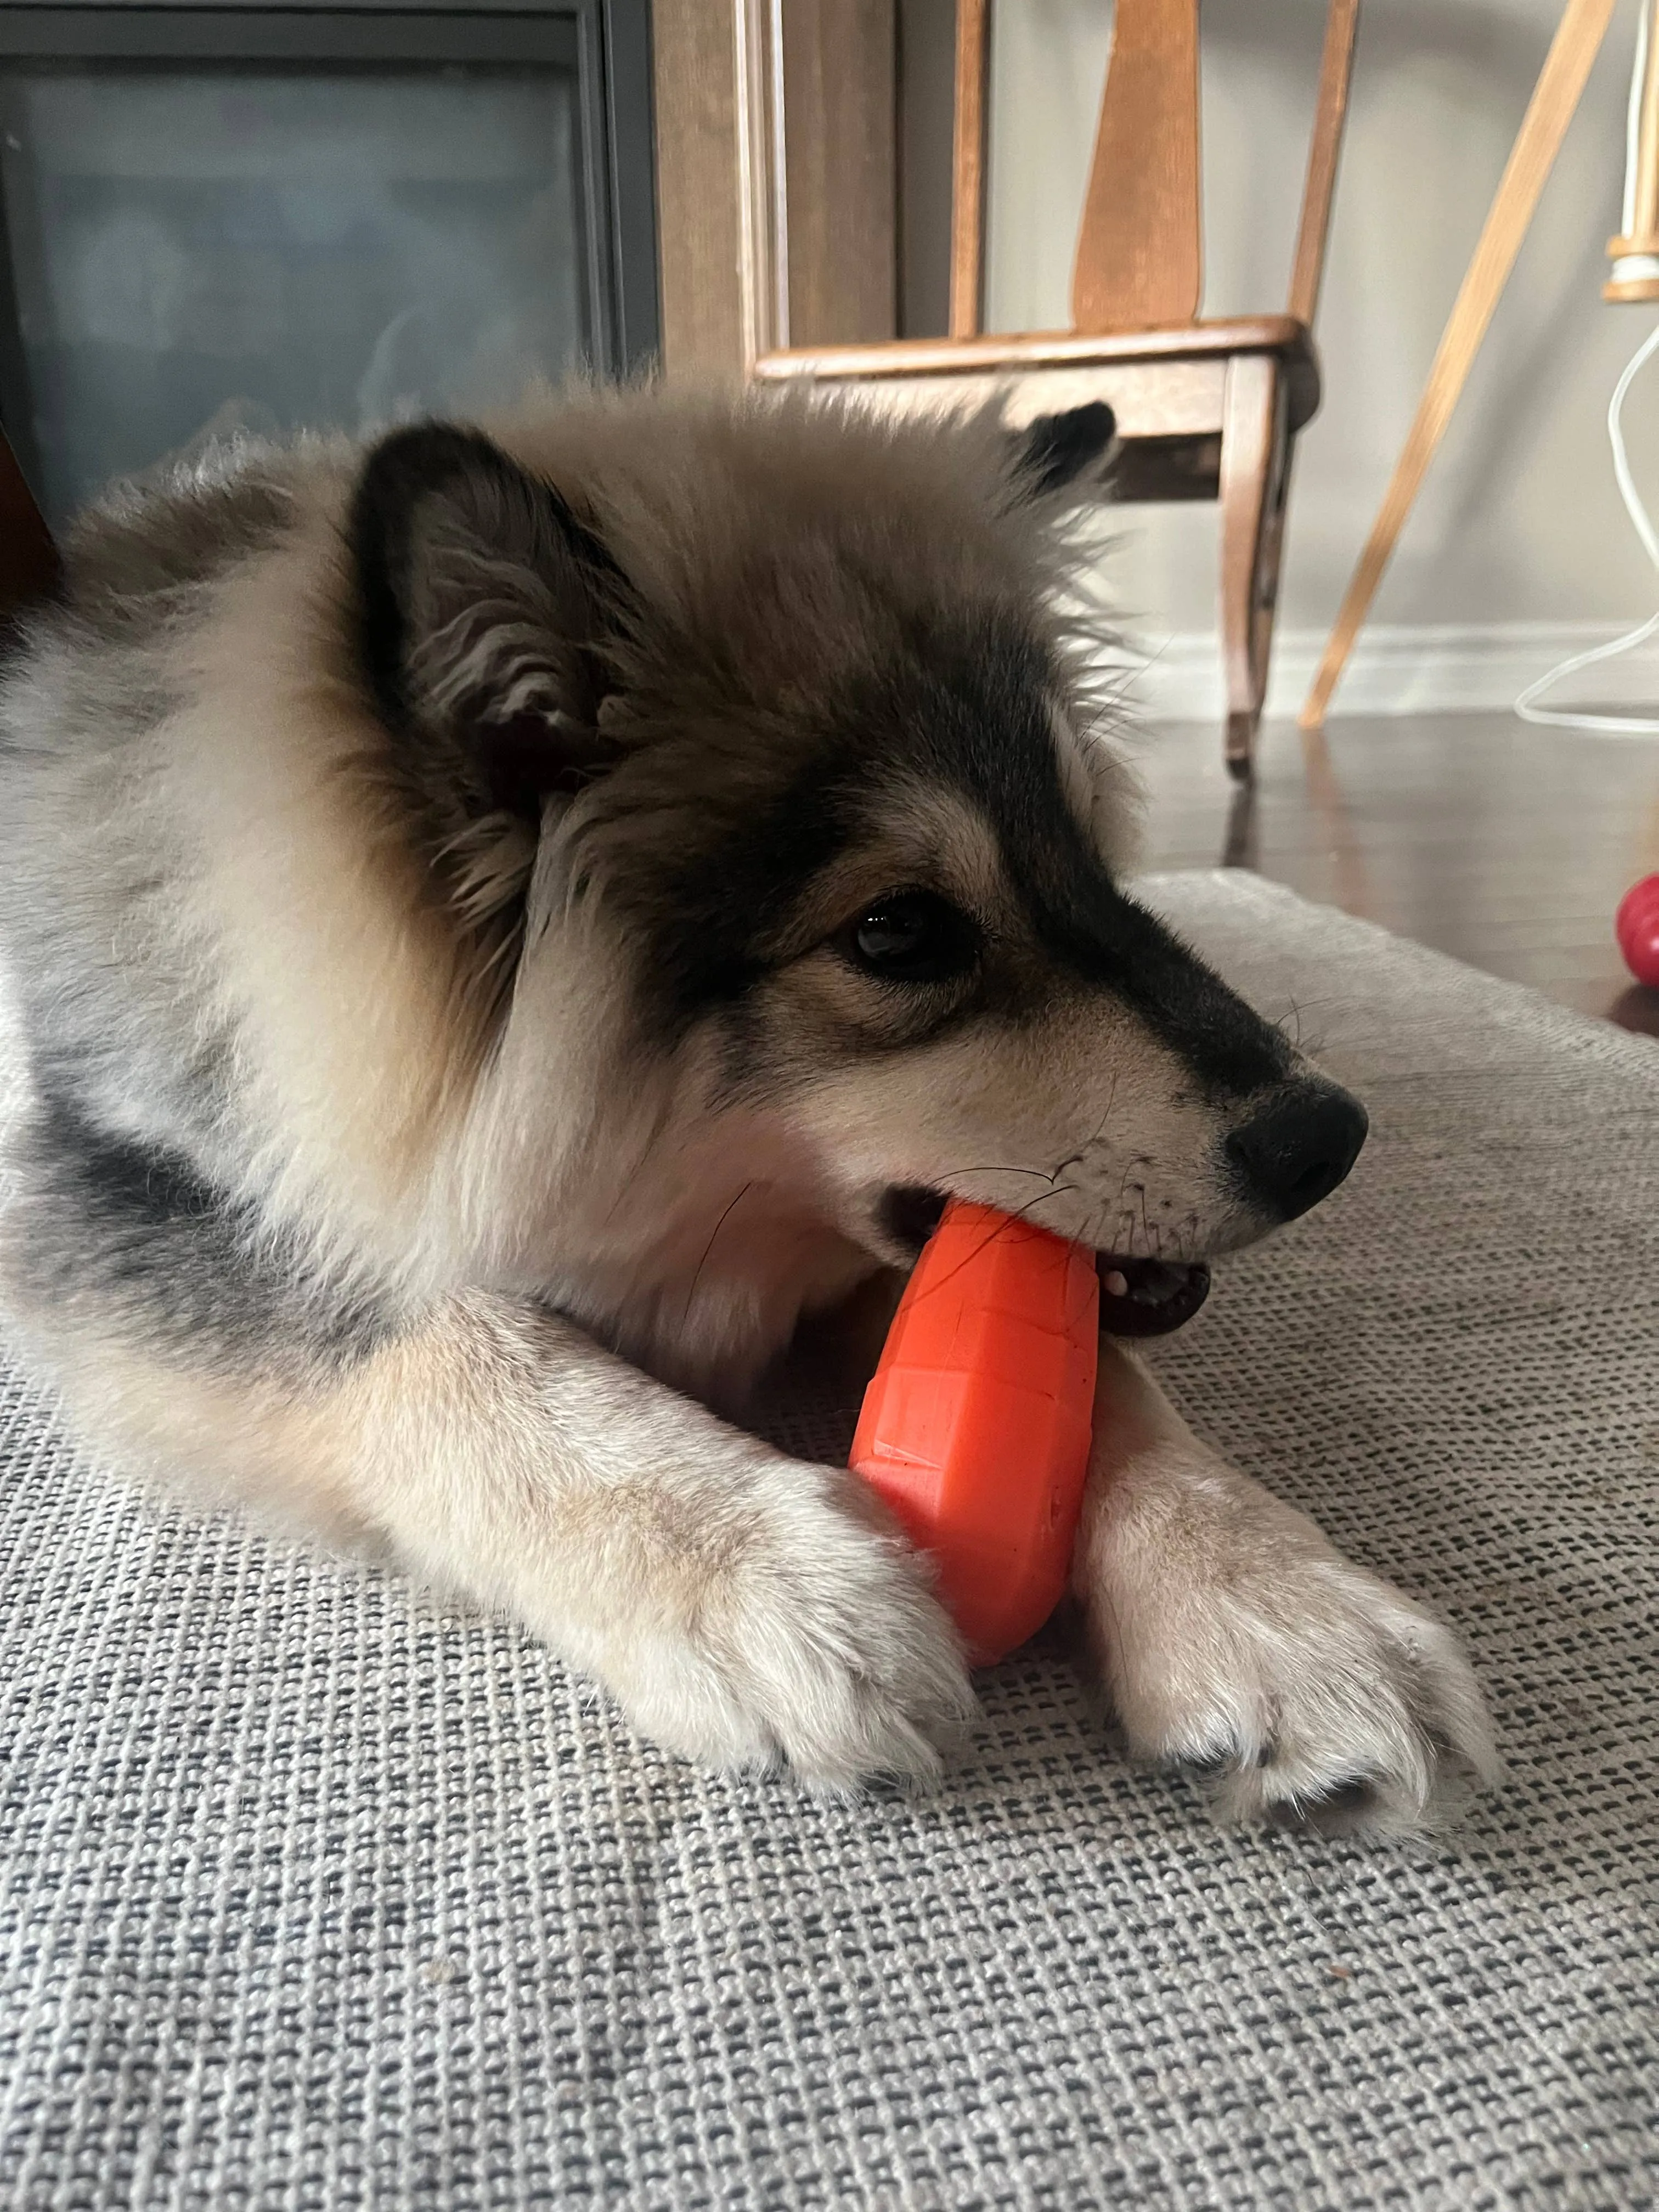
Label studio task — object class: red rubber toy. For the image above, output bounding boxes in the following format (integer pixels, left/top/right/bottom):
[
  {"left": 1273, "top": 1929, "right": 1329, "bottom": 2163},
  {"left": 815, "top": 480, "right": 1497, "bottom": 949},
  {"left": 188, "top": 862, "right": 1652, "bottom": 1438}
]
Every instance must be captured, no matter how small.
[
  {"left": 1616, "top": 873, "right": 1659, "bottom": 988},
  {"left": 850, "top": 1200, "right": 1099, "bottom": 1664}
]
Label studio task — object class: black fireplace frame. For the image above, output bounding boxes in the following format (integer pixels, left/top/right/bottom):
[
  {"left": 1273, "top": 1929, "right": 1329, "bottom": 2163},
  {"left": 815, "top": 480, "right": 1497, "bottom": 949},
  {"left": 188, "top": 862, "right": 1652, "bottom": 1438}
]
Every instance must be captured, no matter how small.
[{"left": 0, "top": 0, "right": 658, "bottom": 506}]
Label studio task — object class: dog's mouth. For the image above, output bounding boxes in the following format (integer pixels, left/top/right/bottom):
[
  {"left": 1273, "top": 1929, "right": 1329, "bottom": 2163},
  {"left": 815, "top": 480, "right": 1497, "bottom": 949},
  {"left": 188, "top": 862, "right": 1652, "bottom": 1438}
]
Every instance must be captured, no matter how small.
[
  {"left": 1093, "top": 1255, "right": 1211, "bottom": 1337},
  {"left": 878, "top": 1186, "right": 1211, "bottom": 1339}
]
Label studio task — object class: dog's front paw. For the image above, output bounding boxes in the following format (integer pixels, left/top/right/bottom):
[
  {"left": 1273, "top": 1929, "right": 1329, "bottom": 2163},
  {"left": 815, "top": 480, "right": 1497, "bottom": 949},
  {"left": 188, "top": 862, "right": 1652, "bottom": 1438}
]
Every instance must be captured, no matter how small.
[
  {"left": 1075, "top": 1438, "right": 1500, "bottom": 1837},
  {"left": 607, "top": 1462, "right": 977, "bottom": 1793}
]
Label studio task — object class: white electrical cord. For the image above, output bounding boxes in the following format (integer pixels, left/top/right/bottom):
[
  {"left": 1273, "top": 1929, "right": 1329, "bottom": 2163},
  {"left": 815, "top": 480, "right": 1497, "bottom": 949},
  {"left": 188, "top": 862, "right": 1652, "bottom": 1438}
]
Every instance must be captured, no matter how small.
[
  {"left": 1514, "top": 317, "right": 1659, "bottom": 735},
  {"left": 1518, "top": 0, "right": 1659, "bottom": 737}
]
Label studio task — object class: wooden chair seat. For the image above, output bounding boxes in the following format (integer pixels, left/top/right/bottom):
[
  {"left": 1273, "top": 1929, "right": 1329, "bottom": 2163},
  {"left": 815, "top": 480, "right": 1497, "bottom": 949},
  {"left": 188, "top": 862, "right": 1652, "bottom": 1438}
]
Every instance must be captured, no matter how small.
[
  {"left": 754, "top": 317, "right": 1322, "bottom": 506},
  {"left": 755, "top": 317, "right": 1320, "bottom": 424}
]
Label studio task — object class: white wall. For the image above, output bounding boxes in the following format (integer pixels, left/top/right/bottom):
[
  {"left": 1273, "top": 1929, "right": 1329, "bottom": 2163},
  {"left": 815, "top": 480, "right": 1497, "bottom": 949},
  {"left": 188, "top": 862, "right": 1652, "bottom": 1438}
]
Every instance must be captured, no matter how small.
[{"left": 932, "top": 1, "right": 1659, "bottom": 710}]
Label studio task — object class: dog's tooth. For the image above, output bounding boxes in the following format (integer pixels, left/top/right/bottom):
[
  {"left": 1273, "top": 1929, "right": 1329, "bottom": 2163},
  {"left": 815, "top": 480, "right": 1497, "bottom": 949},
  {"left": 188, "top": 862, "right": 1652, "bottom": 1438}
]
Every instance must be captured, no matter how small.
[{"left": 1103, "top": 1270, "right": 1130, "bottom": 1298}]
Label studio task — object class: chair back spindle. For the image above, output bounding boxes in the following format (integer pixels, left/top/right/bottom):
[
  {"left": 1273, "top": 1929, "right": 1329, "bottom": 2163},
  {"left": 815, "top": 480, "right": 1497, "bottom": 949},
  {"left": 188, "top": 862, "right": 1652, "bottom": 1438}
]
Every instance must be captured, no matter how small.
[
  {"left": 948, "top": 0, "right": 990, "bottom": 338},
  {"left": 1071, "top": 0, "right": 1203, "bottom": 334},
  {"left": 1288, "top": 0, "right": 1361, "bottom": 325},
  {"left": 949, "top": 0, "right": 1355, "bottom": 342}
]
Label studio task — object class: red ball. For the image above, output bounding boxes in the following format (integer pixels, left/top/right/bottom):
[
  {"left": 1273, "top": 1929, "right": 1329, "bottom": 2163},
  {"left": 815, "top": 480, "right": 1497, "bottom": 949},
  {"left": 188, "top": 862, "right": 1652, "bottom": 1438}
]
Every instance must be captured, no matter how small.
[{"left": 1616, "top": 874, "right": 1659, "bottom": 987}]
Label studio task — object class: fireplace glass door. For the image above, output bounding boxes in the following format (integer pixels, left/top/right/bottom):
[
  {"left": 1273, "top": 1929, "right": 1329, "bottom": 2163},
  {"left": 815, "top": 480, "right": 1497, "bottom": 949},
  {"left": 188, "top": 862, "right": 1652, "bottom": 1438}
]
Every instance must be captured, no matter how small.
[{"left": 0, "top": 5, "right": 656, "bottom": 528}]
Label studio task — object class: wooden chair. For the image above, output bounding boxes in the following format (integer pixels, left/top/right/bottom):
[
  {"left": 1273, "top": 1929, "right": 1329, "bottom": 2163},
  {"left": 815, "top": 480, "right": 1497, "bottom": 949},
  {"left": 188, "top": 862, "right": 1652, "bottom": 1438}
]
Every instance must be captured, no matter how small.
[{"left": 751, "top": 0, "right": 1359, "bottom": 776}]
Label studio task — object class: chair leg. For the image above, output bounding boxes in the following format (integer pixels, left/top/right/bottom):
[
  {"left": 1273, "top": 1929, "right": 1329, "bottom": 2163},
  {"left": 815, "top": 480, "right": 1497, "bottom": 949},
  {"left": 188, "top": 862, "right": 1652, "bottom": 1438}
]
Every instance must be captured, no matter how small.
[{"left": 1218, "top": 354, "right": 1290, "bottom": 779}]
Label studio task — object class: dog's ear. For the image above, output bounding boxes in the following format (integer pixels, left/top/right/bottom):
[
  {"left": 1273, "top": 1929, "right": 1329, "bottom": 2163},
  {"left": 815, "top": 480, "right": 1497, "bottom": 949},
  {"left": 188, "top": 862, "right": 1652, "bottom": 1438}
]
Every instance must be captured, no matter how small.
[
  {"left": 1013, "top": 401, "right": 1117, "bottom": 499},
  {"left": 349, "top": 422, "right": 628, "bottom": 831}
]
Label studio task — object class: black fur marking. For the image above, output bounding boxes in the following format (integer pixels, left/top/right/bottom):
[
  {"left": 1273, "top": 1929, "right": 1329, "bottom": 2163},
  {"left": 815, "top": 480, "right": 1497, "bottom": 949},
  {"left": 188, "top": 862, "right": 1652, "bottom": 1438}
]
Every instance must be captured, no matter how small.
[
  {"left": 876, "top": 614, "right": 1292, "bottom": 1097},
  {"left": 631, "top": 754, "right": 860, "bottom": 1017},
  {"left": 347, "top": 423, "right": 635, "bottom": 983},
  {"left": 1018, "top": 403, "right": 1117, "bottom": 496},
  {"left": 14, "top": 1094, "right": 399, "bottom": 1375},
  {"left": 626, "top": 607, "right": 1293, "bottom": 1101},
  {"left": 879, "top": 1184, "right": 949, "bottom": 1253},
  {"left": 353, "top": 425, "right": 498, "bottom": 735},
  {"left": 349, "top": 420, "right": 621, "bottom": 758}
]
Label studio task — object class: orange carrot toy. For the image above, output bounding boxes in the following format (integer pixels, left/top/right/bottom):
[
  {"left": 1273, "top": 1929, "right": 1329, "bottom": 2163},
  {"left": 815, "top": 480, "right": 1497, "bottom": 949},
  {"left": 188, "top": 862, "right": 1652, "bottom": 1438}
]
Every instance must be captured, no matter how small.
[{"left": 850, "top": 1200, "right": 1099, "bottom": 1664}]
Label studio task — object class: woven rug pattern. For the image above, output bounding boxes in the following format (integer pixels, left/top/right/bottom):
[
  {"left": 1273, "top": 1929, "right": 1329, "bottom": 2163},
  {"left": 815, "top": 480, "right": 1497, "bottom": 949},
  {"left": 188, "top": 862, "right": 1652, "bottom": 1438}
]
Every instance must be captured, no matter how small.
[{"left": 0, "top": 872, "right": 1654, "bottom": 2210}]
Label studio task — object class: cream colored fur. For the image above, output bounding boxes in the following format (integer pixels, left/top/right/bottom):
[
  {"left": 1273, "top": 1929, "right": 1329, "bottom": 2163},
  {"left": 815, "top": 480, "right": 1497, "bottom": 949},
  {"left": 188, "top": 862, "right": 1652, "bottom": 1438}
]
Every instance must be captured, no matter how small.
[{"left": 1076, "top": 1346, "right": 1500, "bottom": 1832}]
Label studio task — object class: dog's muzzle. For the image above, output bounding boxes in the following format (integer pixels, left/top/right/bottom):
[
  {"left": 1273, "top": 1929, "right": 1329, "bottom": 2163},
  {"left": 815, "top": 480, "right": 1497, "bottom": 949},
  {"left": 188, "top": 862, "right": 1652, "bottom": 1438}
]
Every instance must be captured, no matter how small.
[{"left": 879, "top": 1185, "right": 1211, "bottom": 1339}]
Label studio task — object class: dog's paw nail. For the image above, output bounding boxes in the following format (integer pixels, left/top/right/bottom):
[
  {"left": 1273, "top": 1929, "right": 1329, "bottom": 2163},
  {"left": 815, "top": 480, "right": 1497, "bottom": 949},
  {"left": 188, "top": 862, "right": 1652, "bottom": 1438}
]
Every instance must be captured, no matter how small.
[{"left": 1175, "top": 1743, "right": 1239, "bottom": 1782}]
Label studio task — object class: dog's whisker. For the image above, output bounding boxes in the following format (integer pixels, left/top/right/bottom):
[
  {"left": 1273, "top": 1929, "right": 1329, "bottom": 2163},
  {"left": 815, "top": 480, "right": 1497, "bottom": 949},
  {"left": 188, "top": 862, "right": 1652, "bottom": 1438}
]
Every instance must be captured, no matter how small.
[{"left": 680, "top": 1181, "right": 757, "bottom": 1330}]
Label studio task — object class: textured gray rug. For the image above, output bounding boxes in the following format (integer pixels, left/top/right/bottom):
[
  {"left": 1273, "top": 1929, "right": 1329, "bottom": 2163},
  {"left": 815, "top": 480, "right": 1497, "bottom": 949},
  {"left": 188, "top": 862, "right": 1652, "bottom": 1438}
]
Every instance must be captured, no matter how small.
[{"left": 0, "top": 871, "right": 1654, "bottom": 2211}]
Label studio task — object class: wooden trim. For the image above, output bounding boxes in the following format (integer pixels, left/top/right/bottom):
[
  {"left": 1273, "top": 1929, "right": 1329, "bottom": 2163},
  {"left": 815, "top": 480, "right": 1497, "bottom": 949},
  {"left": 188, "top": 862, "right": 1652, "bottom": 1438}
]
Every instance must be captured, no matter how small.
[
  {"left": 752, "top": 316, "right": 1322, "bottom": 432},
  {"left": 1287, "top": 0, "right": 1360, "bottom": 326},
  {"left": 661, "top": 1, "right": 896, "bottom": 377},
  {"left": 732, "top": 0, "right": 787, "bottom": 368},
  {"left": 1071, "top": 0, "right": 1202, "bottom": 333},
  {"left": 781, "top": 2, "right": 897, "bottom": 346},
  {"left": 754, "top": 315, "right": 1313, "bottom": 377},
  {"left": 753, "top": 359, "right": 1231, "bottom": 442},
  {"left": 1302, "top": 0, "right": 1617, "bottom": 728},
  {"left": 948, "top": 0, "right": 989, "bottom": 339},
  {"left": 651, "top": 0, "right": 746, "bottom": 381}
]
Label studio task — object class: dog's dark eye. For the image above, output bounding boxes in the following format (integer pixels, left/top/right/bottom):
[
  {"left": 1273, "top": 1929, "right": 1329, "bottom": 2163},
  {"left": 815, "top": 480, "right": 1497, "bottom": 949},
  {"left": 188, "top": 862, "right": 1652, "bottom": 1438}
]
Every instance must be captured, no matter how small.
[{"left": 842, "top": 890, "right": 979, "bottom": 985}]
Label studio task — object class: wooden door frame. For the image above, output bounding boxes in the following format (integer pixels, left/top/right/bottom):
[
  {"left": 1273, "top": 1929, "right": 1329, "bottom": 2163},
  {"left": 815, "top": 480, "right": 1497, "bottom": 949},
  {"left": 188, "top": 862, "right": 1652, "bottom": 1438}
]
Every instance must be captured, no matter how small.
[{"left": 651, "top": 0, "right": 897, "bottom": 380}]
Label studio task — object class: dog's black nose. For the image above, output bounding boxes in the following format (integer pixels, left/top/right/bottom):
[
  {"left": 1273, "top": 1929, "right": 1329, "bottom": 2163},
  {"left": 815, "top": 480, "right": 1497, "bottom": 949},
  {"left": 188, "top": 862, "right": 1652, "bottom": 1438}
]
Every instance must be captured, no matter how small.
[{"left": 1226, "top": 1080, "right": 1368, "bottom": 1222}]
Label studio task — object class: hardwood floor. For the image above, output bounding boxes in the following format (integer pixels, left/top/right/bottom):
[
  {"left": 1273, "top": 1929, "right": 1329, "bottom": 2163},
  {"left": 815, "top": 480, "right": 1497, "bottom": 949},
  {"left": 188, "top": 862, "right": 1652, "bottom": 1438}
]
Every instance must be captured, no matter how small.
[{"left": 1130, "top": 712, "right": 1659, "bottom": 1039}]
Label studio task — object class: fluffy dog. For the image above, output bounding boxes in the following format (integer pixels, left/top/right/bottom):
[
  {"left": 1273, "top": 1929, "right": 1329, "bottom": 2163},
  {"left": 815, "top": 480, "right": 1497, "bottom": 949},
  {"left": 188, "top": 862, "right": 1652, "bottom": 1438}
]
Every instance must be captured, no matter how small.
[{"left": 0, "top": 387, "right": 1496, "bottom": 1832}]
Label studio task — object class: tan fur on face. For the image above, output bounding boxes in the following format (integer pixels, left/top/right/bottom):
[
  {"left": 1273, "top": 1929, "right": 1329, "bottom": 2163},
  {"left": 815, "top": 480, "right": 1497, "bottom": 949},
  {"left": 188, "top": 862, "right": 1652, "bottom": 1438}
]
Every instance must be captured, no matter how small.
[
  {"left": 758, "top": 782, "right": 1009, "bottom": 967},
  {"left": 787, "top": 1003, "right": 1244, "bottom": 1266}
]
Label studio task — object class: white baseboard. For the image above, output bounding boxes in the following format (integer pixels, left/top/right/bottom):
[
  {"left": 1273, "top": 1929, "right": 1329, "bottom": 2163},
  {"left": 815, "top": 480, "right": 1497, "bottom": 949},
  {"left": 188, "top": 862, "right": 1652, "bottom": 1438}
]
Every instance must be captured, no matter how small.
[{"left": 1117, "top": 620, "right": 1659, "bottom": 723}]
